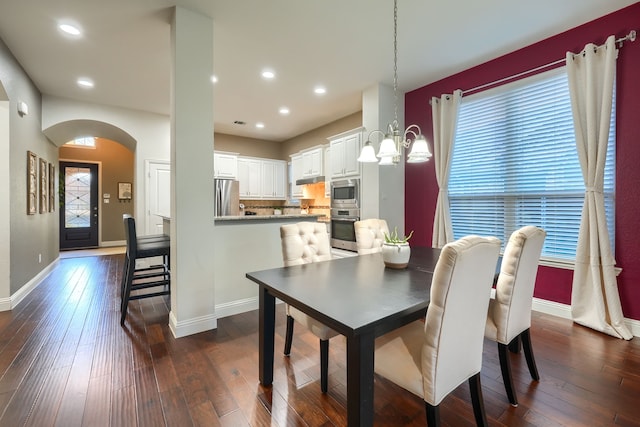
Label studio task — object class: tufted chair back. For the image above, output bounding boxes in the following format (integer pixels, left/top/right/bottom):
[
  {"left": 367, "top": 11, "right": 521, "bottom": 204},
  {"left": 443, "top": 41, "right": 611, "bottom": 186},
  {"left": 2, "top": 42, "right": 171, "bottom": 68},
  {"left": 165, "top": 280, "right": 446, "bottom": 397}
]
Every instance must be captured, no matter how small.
[
  {"left": 484, "top": 225, "right": 545, "bottom": 407},
  {"left": 485, "top": 226, "right": 546, "bottom": 345},
  {"left": 279, "top": 222, "right": 338, "bottom": 393},
  {"left": 354, "top": 218, "right": 390, "bottom": 255},
  {"left": 375, "top": 236, "right": 500, "bottom": 406},
  {"left": 421, "top": 235, "right": 500, "bottom": 405},
  {"left": 281, "top": 222, "right": 332, "bottom": 266}
]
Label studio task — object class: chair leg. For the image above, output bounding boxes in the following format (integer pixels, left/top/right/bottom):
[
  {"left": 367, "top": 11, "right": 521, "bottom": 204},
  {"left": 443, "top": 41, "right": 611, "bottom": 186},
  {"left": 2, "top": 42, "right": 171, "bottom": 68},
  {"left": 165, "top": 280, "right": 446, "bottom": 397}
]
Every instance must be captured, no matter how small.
[
  {"left": 284, "top": 315, "right": 294, "bottom": 356},
  {"left": 120, "top": 255, "right": 130, "bottom": 299},
  {"left": 424, "top": 402, "right": 441, "bottom": 427},
  {"left": 520, "top": 329, "right": 540, "bottom": 381},
  {"left": 320, "top": 339, "right": 329, "bottom": 393},
  {"left": 498, "top": 343, "right": 518, "bottom": 406},
  {"left": 120, "top": 266, "right": 133, "bottom": 326},
  {"left": 508, "top": 335, "right": 521, "bottom": 354},
  {"left": 469, "top": 373, "right": 488, "bottom": 427}
]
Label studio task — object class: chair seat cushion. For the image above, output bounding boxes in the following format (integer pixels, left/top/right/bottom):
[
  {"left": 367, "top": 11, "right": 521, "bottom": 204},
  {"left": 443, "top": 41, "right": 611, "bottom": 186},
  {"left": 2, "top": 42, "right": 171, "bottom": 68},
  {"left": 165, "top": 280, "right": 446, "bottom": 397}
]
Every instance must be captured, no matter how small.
[
  {"left": 374, "top": 320, "right": 424, "bottom": 398},
  {"left": 136, "top": 240, "right": 170, "bottom": 258},
  {"left": 288, "top": 305, "right": 340, "bottom": 341}
]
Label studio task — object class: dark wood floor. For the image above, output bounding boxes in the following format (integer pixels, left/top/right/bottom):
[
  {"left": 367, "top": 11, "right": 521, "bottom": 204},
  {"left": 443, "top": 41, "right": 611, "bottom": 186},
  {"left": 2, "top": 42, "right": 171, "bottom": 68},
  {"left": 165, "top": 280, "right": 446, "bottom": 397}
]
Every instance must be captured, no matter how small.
[{"left": 0, "top": 254, "right": 639, "bottom": 426}]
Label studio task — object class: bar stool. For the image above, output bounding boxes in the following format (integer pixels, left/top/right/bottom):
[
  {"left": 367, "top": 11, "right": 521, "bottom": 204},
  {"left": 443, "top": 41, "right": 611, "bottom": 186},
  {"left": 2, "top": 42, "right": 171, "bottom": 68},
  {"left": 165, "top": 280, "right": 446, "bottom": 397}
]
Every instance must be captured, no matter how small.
[
  {"left": 120, "top": 214, "right": 169, "bottom": 296},
  {"left": 120, "top": 215, "right": 170, "bottom": 325}
]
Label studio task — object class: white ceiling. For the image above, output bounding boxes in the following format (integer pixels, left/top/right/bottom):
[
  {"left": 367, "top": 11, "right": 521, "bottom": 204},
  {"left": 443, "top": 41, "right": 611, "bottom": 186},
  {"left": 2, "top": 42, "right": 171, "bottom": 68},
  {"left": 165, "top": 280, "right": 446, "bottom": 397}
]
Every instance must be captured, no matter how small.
[{"left": 0, "top": 0, "right": 635, "bottom": 142}]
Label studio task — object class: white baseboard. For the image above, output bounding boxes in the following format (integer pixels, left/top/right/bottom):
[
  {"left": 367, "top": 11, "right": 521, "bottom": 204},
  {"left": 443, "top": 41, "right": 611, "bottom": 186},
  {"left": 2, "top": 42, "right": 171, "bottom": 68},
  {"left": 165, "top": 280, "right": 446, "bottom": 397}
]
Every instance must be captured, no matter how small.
[
  {"left": 531, "top": 297, "right": 640, "bottom": 338},
  {"left": 2, "top": 259, "right": 59, "bottom": 311},
  {"left": 215, "top": 297, "right": 258, "bottom": 320},
  {"left": 168, "top": 310, "right": 218, "bottom": 339},
  {"left": 100, "top": 240, "right": 126, "bottom": 248}
]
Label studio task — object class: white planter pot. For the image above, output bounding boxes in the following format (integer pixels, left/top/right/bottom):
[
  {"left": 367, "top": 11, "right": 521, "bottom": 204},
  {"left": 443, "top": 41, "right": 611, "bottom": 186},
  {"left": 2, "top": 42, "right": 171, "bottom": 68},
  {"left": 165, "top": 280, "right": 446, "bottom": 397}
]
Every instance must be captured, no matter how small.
[{"left": 381, "top": 243, "right": 411, "bottom": 269}]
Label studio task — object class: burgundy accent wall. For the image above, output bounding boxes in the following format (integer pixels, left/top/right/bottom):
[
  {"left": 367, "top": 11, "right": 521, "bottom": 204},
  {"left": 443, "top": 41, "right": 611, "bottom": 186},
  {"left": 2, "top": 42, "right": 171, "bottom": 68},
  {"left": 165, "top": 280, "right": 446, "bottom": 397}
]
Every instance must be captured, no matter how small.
[{"left": 405, "top": 3, "right": 640, "bottom": 321}]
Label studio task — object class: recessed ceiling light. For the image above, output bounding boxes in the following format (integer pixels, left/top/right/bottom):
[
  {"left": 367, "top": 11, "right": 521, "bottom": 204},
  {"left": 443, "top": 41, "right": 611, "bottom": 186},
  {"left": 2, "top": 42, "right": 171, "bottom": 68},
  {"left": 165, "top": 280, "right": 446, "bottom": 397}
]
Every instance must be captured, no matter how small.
[
  {"left": 256, "top": 122, "right": 265, "bottom": 129},
  {"left": 261, "top": 70, "right": 275, "bottom": 79},
  {"left": 211, "top": 75, "right": 218, "bottom": 84},
  {"left": 77, "top": 78, "right": 94, "bottom": 89},
  {"left": 58, "top": 23, "right": 81, "bottom": 36},
  {"left": 314, "top": 86, "right": 326, "bottom": 95},
  {"left": 279, "top": 107, "right": 290, "bottom": 115}
]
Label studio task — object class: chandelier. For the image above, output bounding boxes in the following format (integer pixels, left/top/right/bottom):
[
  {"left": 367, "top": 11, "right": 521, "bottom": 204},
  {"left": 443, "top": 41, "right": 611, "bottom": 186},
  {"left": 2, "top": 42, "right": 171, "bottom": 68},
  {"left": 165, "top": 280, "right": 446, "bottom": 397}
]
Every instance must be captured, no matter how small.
[{"left": 357, "top": 0, "right": 432, "bottom": 165}]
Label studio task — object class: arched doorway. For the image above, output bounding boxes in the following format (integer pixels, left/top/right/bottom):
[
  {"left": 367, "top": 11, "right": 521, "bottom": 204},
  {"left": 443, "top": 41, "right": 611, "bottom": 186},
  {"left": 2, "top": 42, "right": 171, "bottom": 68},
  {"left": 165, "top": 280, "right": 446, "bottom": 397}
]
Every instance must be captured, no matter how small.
[{"left": 44, "top": 120, "right": 136, "bottom": 249}]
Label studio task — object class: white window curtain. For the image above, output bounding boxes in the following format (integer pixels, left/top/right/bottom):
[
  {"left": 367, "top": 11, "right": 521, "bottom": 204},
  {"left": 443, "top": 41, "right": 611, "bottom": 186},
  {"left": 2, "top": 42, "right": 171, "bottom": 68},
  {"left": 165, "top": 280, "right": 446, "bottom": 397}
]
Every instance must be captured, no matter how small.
[
  {"left": 567, "top": 35, "right": 631, "bottom": 340},
  {"left": 431, "top": 90, "right": 462, "bottom": 248}
]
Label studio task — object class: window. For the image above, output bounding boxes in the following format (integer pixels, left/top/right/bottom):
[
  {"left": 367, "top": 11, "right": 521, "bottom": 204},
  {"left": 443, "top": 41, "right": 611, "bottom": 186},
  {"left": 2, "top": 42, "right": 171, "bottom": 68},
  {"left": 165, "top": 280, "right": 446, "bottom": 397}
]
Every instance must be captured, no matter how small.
[
  {"left": 64, "top": 137, "right": 96, "bottom": 148},
  {"left": 448, "top": 68, "right": 615, "bottom": 264}
]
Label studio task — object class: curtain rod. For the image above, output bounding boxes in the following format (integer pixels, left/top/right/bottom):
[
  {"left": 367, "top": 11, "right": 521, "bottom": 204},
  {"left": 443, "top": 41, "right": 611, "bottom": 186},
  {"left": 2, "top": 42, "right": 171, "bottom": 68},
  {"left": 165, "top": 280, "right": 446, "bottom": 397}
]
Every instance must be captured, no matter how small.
[{"left": 460, "top": 30, "right": 636, "bottom": 97}]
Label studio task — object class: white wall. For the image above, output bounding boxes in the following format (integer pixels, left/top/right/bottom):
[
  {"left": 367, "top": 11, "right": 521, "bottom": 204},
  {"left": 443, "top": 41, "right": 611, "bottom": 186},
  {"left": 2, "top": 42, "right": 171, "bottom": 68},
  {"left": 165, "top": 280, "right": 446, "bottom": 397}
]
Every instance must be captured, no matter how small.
[
  {"left": 0, "top": 99, "right": 9, "bottom": 303},
  {"left": 42, "top": 96, "right": 171, "bottom": 234}
]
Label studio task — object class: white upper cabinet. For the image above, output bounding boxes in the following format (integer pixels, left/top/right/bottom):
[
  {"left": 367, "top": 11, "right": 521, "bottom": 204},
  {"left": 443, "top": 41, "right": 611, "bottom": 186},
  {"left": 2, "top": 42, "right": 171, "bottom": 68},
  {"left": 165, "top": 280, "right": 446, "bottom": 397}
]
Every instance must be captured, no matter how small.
[
  {"left": 238, "top": 156, "right": 287, "bottom": 200},
  {"left": 237, "top": 157, "right": 261, "bottom": 198},
  {"left": 214, "top": 151, "right": 239, "bottom": 179},
  {"left": 301, "top": 147, "right": 323, "bottom": 177},
  {"left": 324, "top": 146, "right": 331, "bottom": 198},
  {"left": 262, "top": 159, "right": 287, "bottom": 199},
  {"left": 290, "top": 154, "right": 304, "bottom": 198},
  {"left": 329, "top": 129, "right": 363, "bottom": 179}
]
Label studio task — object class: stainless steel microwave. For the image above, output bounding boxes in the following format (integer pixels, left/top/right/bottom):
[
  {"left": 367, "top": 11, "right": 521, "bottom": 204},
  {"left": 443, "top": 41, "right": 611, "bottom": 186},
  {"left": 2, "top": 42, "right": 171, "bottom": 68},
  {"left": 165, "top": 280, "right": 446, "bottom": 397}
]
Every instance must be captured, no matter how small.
[{"left": 330, "top": 179, "right": 359, "bottom": 208}]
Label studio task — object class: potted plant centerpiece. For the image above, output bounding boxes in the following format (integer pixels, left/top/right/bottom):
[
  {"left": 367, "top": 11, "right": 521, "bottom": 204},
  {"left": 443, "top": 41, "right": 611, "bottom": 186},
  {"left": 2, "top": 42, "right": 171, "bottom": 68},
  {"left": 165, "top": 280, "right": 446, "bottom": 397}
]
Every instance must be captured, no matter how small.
[{"left": 382, "top": 227, "right": 414, "bottom": 269}]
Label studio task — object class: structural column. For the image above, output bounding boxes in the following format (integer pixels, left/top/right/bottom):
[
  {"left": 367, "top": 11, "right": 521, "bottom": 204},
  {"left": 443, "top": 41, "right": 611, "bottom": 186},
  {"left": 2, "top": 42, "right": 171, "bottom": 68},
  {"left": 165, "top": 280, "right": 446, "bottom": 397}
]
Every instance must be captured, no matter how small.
[
  {"left": 361, "top": 83, "right": 406, "bottom": 233},
  {"left": 169, "top": 7, "right": 217, "bottom": 337}
]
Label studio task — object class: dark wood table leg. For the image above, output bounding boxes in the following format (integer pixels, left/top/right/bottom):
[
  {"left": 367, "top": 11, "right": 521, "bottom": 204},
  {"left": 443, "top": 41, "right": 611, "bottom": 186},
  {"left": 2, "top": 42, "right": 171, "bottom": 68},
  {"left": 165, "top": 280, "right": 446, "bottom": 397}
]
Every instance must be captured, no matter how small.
[
  {"left": 346, "top": 331, "right": 375, "bottom": 426},
  {"left": 259, "top": 287, "right": 275, "bottom": 386}
]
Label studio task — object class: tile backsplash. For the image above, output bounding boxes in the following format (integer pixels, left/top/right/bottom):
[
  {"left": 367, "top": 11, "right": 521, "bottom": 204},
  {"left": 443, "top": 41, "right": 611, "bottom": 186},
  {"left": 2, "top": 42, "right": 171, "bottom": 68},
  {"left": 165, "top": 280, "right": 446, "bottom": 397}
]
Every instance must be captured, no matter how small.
[{"left": 241, "top": 182, "right": 330, "bottom": 219}]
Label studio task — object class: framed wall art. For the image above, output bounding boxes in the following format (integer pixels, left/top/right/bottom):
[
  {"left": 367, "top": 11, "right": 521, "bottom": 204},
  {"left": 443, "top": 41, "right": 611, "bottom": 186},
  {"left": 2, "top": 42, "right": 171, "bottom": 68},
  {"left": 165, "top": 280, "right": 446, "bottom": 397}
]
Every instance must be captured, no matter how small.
[
  {"left": 118, "top": 182, "right": 132, "bottom": 200},
  {"left": 27, "top": 151, "right": 37, "bottom": 215},
  {"left": 39, "top": 158, "right": 48, "bottom": 213},
  {"left": 48, "top": 163, "right": 55, "bottom": 212}
]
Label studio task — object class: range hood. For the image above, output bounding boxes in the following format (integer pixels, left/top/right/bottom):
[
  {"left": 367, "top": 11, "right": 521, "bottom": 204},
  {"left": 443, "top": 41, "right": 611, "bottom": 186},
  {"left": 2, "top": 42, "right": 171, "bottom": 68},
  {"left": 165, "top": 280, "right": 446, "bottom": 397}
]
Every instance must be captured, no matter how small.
[{"left": 296, "top": 176, "right": 325, "bottom": 185}]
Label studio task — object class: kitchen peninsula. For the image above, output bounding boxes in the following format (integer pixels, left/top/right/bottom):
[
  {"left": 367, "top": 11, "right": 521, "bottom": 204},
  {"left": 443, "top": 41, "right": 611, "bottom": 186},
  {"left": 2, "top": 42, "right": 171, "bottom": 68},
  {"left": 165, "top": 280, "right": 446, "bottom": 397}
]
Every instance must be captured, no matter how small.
[
  {"left": 159, "top": 213, "right": 324, "bottom": 320},
  {"left": 214, "top": 213, "right": 324, "bottom": 318}
]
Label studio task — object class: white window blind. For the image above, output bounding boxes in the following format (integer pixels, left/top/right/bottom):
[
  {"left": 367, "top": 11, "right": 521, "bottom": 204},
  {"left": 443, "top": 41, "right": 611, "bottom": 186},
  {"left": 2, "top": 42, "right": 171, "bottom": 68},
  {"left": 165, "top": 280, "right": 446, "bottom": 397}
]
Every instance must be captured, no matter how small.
[{"left": 449, "top": 68, "right": 615, "bottom": 262}]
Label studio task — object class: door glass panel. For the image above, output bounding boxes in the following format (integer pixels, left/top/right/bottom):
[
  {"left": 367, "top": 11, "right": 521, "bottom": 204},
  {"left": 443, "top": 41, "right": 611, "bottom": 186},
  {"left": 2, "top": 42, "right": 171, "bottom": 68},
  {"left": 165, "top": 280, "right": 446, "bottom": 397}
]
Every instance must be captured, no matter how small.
[{"left": 64, "top": 167, "right": 91, "bottom": 228}]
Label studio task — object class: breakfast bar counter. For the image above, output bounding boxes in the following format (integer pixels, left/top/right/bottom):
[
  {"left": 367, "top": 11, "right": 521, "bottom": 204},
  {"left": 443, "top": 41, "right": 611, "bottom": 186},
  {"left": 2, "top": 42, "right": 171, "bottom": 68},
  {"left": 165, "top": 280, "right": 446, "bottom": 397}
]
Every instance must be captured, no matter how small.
[{"left": 215, "top": 214, "right": 324, "bottom": 222}]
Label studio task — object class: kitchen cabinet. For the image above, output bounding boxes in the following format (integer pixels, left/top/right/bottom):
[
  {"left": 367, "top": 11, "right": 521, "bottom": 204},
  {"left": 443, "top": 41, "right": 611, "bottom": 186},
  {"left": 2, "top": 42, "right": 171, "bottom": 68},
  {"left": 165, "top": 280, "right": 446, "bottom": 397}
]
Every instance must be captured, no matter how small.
[
  {"left": 291, "top": 154, "right": 304, "bottom": 198},
  {"left": 301, "top": 147, "right": 323, "bottom": 177},
  {"left": 329, "top": 129, "right": 363, "bottom": 179},
  {"left": 261, "top": 159, "right": 287, "bottom": 199},
  {"left": 324, "top": 146, "right": 331, "bottom": 198},
  {"left": 214, "top": 151, "right": 238, "bottom": 179},
  {"left": 238, "top": 156, "right": 287, "bottom": 199},
  {"left": 237, "top": 157, "right": 261, "bottom": 198}
]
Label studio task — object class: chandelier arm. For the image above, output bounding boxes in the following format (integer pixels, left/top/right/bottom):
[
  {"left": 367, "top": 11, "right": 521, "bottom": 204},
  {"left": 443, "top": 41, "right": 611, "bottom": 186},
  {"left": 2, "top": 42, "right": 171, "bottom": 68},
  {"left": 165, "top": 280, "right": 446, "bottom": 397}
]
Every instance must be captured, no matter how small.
[
  {"left": 366, "top": 129, "right": 387, "bottom": 143},
  {"left": 404, "top": 124, "right": 422, "bottom": 137}
]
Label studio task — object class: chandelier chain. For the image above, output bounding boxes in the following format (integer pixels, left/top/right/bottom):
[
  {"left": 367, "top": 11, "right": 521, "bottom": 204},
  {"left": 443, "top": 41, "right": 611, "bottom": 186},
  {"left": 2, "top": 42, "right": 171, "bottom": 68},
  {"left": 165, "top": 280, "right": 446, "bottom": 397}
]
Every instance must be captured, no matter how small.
[{"left": 393, "top": 0, "right": 398, "bottom": 126}]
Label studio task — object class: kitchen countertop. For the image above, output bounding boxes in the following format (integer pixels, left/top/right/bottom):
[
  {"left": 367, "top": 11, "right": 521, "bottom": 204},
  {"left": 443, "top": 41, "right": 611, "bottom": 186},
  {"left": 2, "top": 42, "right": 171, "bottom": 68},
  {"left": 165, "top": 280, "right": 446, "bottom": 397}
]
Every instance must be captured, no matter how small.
[{"left": 215, "top": 214, "right": 324, "bottom": 221}]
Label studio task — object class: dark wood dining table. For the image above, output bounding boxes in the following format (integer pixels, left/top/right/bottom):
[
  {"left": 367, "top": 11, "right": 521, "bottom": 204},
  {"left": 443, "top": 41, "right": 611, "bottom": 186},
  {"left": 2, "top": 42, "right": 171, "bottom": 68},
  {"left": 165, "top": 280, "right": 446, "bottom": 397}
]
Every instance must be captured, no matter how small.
[{"left": 245, "top": 247, "right": 442, "bottom": 427}]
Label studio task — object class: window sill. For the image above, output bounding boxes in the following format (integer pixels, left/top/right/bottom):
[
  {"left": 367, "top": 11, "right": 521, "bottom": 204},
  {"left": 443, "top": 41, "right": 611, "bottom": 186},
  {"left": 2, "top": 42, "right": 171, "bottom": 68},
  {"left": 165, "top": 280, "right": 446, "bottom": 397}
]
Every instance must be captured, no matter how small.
[{"left": 538, "top": 257, "right": 622, "bottom": 276}]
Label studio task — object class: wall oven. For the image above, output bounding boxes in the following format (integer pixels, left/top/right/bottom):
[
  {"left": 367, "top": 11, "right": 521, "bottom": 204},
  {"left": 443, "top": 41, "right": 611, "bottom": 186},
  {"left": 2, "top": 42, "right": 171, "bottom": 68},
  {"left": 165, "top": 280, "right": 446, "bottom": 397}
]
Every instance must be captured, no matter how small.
[
  {"left": 330, "top": 179, "right": 360, "bottom": 251},
  {"left": 330, "top": 208, "right": 359, "bottom": 251},
  {"left": 330, "top": 179, "right": 360, "bottom": 209}
]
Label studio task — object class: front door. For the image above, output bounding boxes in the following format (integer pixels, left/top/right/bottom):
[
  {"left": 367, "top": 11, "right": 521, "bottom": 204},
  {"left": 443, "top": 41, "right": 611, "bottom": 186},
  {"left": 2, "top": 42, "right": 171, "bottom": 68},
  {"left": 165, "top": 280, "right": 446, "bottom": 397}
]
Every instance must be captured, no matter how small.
[{"left": 59, "top": 161, "right": 99, "bottom": 249}]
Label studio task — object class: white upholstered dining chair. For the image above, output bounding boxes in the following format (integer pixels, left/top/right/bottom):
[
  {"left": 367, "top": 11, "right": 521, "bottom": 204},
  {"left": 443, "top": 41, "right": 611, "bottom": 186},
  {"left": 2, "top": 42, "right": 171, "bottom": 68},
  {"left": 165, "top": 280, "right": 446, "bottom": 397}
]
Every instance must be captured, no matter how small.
[
  {"left": 354, "top": 218, "right": 389, "bottom": 255},
  {"left": 374, "top": 235, "right": 501, "bottom": 426},
  {"left": 280, "top": 222, "right": 339, "bottom": 393},
  {"left": 485, "top": 225, "right": 546, "bottom": 407}
]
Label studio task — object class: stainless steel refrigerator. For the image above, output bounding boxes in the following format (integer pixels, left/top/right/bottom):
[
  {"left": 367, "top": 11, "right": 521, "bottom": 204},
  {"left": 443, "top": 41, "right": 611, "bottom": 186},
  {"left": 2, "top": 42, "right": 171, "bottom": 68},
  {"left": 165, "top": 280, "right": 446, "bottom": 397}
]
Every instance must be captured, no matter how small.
[{"left": 214, "top": 179, "right": 240, "bottom": 216}]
